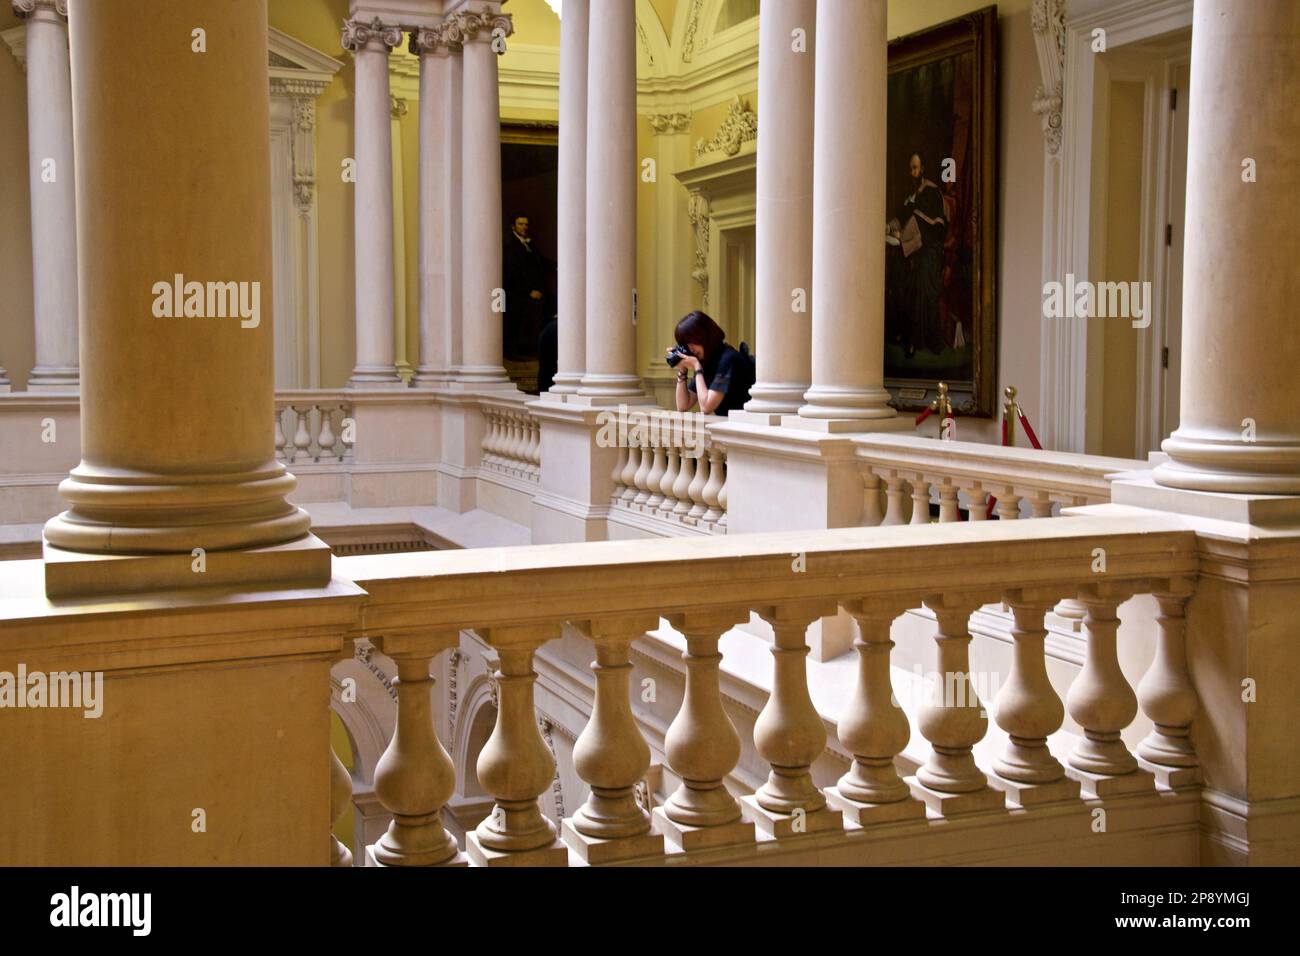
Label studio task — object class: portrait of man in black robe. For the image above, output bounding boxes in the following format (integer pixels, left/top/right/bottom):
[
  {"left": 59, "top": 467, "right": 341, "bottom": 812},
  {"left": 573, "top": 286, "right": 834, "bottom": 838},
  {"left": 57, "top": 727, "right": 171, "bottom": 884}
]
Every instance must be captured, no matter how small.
[
  {"left": 887, "top": 152, "right": 947, "bottom": 358},
  {"left": 502, "top": 214, "right": 552, "bottom": 362}
]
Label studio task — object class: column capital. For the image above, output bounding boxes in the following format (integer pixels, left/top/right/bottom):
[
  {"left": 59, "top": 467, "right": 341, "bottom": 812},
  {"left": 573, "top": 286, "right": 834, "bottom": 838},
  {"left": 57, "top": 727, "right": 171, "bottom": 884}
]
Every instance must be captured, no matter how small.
[
  {"left": 409, "top": 23, "right": 460, "bottom": 56},
  {"left": 341, "top": 16, "right": 404, "bottom": 55},
  {"left": 449, "top": 7, "right": 513, "bottom": 49},
  {"left": 12, "top": 0, "right": 67, "bottom": 19}
]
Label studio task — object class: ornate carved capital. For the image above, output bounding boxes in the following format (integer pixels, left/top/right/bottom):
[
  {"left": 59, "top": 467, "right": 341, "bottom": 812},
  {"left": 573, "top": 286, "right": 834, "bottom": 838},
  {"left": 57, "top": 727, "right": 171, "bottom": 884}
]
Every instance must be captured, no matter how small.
[
  {"left": 1031, "top": 0, "right": 1067, "bottom": 158},
  {"left": 390, "top": 95, "right": 408, "bottom": 120},
  {"left": 293, "top": 97, "right": 315, "bottom": 133},
  {"left": 410, "top": 24, "right": 458, "bottom": 56},
  {"left": 451, "top": 7, "right": 513, "bottom": 50},
  {"left": 648, "top": 111, "right": 692, "bottom": 135},
  {"left": 340, "top": 16, "right": 403, "bottom": 55},
  {"left": 12, "top": 0, "right": 67, "bottom": 18}
]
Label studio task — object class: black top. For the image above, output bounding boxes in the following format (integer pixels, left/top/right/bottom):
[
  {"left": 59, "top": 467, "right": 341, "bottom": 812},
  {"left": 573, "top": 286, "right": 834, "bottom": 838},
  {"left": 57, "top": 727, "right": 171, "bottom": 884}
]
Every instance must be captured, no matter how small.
[{"left": 698, "top": 343, "right": 755, "bottom": 417}]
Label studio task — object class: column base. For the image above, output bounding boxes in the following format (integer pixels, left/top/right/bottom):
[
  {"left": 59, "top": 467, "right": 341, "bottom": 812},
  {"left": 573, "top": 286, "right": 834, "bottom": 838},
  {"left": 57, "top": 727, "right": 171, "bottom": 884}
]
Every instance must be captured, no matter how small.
[
  {"left": 43, "top": 531, "right": 332, "bottom": 599},
  {"left": 26, "top": 366, "right": 80, "bottom": 391},
  {"left": 651, "top": 806, "right": 755, "bottom": 852},
  {"left": 465, "top": 831, "right": 570, "bottom": 867},
  {"left": 1155, "top": 430, "right": 1300, "bottom": 494},
  {"left": 364, "top": 844, "right": 469, "bottom": 867},
  {"left": 448, "top": 365, "right": 514, "bottom": 387},
  {"left": 824, "top": 786, "right": 927, "bottom": 826},
  {"left": 782, "top": 411, "right": 915, "bottom": 435},
  {"left": 740, "top": 794, "right": 844, "bottom": 839},
  {"left": 560, "top": 817, "right": 665, "bottom": 864},
  {"left": 347, "top": 365, "right": 406, "bottom": 389},
  {"left": 567, "top": 391, "right": 656, "bottom": 409},
  {"left": 410, "top": 367, "right": 456, "bottom": 388}
]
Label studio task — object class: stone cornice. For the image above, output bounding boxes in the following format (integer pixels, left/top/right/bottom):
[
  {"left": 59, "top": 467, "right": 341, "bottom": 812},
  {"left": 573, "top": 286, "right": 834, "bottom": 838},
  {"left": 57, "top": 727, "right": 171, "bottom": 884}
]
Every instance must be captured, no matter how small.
[{"left": 341, "top": 16, "right": 404, "bottom": 54}]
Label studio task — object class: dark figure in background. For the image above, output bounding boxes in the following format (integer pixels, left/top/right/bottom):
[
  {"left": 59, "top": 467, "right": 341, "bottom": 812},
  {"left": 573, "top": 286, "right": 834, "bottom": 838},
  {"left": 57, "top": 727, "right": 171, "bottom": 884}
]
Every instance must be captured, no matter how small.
[
  {"left": 537, "top": 316, "right": 558, "bottom": 394},
  {"left": 502, "top": 215, "right": 551, "bottom": 361},
  {"left": 668, "top": 311, "right": 755, "bottom": 417},
  {"left": 886, "top": 152, "right": 947, "bottom": 358}
]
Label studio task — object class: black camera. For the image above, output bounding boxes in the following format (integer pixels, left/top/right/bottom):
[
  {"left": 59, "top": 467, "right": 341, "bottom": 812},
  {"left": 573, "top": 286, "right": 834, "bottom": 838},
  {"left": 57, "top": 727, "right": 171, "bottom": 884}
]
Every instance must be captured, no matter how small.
[{"left": 666, "top": 345, "right": 692, "bottom": 368}]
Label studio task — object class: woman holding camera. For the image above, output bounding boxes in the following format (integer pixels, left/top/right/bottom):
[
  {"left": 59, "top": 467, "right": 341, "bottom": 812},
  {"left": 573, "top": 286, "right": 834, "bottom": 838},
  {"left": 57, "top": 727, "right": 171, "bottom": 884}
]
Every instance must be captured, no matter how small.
[{"left": 667, "top": 310, "right": 754, "bottom": 416}]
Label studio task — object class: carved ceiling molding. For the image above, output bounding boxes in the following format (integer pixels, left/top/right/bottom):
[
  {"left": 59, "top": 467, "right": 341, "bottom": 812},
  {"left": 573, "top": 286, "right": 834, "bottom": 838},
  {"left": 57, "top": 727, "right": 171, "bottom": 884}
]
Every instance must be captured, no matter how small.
[{"left": 681, "top": 0, "right": 705, "bottom": 63}]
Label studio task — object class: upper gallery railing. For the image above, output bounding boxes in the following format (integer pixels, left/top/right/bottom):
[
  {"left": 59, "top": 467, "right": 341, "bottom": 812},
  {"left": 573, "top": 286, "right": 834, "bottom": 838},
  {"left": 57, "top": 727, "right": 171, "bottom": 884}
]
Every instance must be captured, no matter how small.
[{"left": 334, "top": 511, "right": 1199, "bottom": 866}]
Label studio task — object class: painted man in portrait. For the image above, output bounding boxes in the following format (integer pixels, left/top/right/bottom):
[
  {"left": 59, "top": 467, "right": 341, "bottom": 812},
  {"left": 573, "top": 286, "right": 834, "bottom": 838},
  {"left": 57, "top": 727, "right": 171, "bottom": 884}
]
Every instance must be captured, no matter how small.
[{"left": 886, "top": 152, "right": 948, "bottom": 358}]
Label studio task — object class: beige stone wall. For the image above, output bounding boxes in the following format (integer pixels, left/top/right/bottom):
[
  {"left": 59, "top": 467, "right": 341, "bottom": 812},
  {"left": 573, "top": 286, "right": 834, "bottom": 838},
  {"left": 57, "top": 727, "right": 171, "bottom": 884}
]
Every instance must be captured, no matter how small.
[{"left": 0, "top": 5, "right": 35, "bottom": 391}]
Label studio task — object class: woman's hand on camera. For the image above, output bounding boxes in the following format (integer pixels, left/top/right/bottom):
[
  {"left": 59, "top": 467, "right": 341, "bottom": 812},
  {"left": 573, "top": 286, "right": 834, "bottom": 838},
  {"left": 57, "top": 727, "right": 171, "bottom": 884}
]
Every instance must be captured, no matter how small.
[{"left": 680, "top": 355, "right": 701, "bottom": 372}]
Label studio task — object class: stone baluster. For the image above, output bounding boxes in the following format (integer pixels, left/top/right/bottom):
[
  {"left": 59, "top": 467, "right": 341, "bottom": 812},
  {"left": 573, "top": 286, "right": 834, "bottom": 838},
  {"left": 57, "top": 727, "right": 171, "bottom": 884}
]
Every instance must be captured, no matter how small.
[
  {"left": 611, "top": 444, "right": 630, "bottom": 500},
  {"left": 654, "top": 609, "right": 756, "bottom": 851},
  {"left": 317, "top": 406, "right": 338, "bottom": 461},
  {"left": 743, "top": 602, "right": 843, "bottom": 837},
  {"left": 370, "top": 633, "right": 465, "bottom": 866},
  {"left": 619, "top": 436, "right": 642, "bottom": 503},
  {"left": 966, "top": 485, "right": 989, "bottom": 521},
  {"left": 995, "top": 487, "right": 1021, "bottom": 520},
  {"left": 1066, "top": 586, "right": 1151, "bottom": 795},
  {"left": 880, "top": 471, "right": 908, "bottom": 526},
  {"left": 686, "top": 447, "right": 710, "bottom": 520},
  {"left": 990, "top": 591, "right": 1079, "bottom": 805},
  {"left": 527, "top": 417, "right": 541, "bottom": 474},
  {"left": 564, "top": 616, "right": 666, "bottom": 863},
  {"left": 292, "top": 406, "right": 312, "bottom": 462},
  {"left": 829, "top": 600, "right": 925, "bottom": 824},
  {"left": 480, "top": 409, "right": 497, "bottom": 467},
  {"left": 909, "top": 473, "right": 931, "bottom": 525},
  {"left": 1028, "top": 493, "right": 1054, "bottom": 518},
  {"left": 630, "top": 437, "right": 654, "bottom": 506},
  {"left": 504, "top": 411, "right": 522, "bottom": 472},
  {"left": 701, "top": 448, "right": 725, "bottom": 525},
  {"left": 1136, "top": 581, "right": 1200, "bottom": 786},
  {"left": 340, "top": 406, "right": 355, "bottom": 460},
  {"left": 861, "top": 469, "right": 884, "bottom": 526},
  {"left": 330, "top": 743, "right": 354, "bottom": 866},
  {"left": 657, "top": 445, "right": 681, "bottom": 515},
  {"left": 469, "top": 627, "right": 569, "bottom": 865},
  {"left": 644, "top": 438, "right": 668, "bottom": 510},
  {"left": 938, "top": 480, "right": 960, "bottom": 522},
  {"left": 914, "top": 595, "right": 1002, "bottom": 814},
  {"left": 671, "top": 449, "right": 696, "bottom": 517},
  {"left": 274, "top": 410, "right": 287, "bottom": 462},
  {"left": 716, "top": 468, "right": 728, "bottom": 530}
]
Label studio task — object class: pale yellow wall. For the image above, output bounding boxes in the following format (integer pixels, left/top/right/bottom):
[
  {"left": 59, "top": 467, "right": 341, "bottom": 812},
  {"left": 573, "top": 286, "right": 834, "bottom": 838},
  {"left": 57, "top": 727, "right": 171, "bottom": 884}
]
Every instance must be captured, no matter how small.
[{"left": 0, "top": 5, "right": 36, "bottom": 391}]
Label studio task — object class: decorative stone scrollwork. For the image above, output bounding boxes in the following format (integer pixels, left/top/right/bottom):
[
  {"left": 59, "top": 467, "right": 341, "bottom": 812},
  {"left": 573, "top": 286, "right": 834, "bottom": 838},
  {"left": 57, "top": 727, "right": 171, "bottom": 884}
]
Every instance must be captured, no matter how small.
[
  {"left": 410, "top": 24, "right": 457, "bottom": 56},
  {"left": 452, "top": 8, "right": 514, "bottom": 51},
  {"left": 292, "top": 97, "right": 315, "bottom": 133},
  {"left": 648, "top": 111, "right": 691, "bottom": 135},
  {"left": 293, "top": 174, "right": 315, "bottom": 214},
  {"left": 11, "top": 0, "right": 68, "bottom": 18},
  {"left": 686, "top": 192, "right": 711, "bottom": 306},
  {"left": 695, "top": 96, "right": 757, "bottom": 158},
  {"left": 340, "top": 16, "right": 404, "bottom": 54},
  {"left": 1031, "top": 0, "right": 1067, "bottom": 158},
  {"left": 390, "top": 95, "right": 408, "bottom": 120},
  {"left": 681, "top": 0, "right": 704, "bottom": 63},
  {"left": 538, "top": 716, "right": 566, "bottom": 821}
]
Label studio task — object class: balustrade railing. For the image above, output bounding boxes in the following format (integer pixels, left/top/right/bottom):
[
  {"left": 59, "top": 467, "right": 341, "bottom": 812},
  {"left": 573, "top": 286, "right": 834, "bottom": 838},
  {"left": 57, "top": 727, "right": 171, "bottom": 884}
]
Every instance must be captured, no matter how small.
[
  {"left": 854, "top": 433, "right": 1149, "bottom": 525},
  {"left": 274, "top": 391, "right": 354, "bottom": 465},
  {"left": 339, "top": 511, "right": 1198, "bottom": 865},
  {"left": 610, "top": 409, "right": 727, "bottom": 532},
  {"left": 480, "top": 399, "right": 541, "bottom": 483}
]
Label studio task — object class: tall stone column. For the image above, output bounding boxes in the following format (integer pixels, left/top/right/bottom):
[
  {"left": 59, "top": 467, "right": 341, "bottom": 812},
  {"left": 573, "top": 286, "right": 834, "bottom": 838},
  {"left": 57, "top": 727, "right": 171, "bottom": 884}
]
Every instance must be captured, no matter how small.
[
  {"left": 741, "top": 0, "right": 815, "bottom": 421},
  {"left": 343, "top": 17, "right": 405, "bottom": 388},
  {"left": 452, "top": 5, "right": 512, "bottom": 386},
  {"left": 794, "top": 0, "right": 899, "bottom": 428},
  {"left": 411, "top": 26, "right": 457, "bottom": 386},
  {"left": 1154, "top": 0, "right": 1300, "bottom": 493},
  {"left": 576, "top": 0, "right": 644, "bottom": 401},
  {"left": 15, "top": 0, "right": 78, "bottom": 391},
  {"left": 548, "top": 0, "right": 589, "bottom": 396},
  {"left": 44, "top": 0, "right": 323, "bottom": 596}
]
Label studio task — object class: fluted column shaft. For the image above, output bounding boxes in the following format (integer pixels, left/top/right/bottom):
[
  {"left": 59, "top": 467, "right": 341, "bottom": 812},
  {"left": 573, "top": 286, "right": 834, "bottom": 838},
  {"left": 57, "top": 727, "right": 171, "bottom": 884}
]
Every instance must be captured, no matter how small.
[
  {"left": 1155, "top": 0, "right": 1300, "bottom": 492},
  {"left": 17, "top": 0, "right": 78, "bottom": 391},
  {"left": 411, "top": 28, "right": 456, "bottom": 385},
  {"left": 551, "top": 0, "right": 589, "bottom": 394},
  {"left": 798, "top": 0, "right": 896, "bottom": 423},
  {"left": 745, "top": 0, "right": 814, "bottom": 416},
  {"left": 44, "top": 0, "right": 309, "bottom": 556},
  {"left": 455, "top": 7, "right": 512, "bottom": 385},
  {"left": 343, "top": 17, "right": 403, "bottom": 387},
  {"left": 577, "top": 0, "right": 642, "bottom": 398}
]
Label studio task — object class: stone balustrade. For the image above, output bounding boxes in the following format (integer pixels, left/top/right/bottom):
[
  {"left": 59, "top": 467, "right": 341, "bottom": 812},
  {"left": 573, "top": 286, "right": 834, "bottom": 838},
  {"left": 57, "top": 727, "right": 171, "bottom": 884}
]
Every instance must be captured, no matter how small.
[
  {"left": 480, "top": 398, "right": 541, "bottom": 482},
  {"left": 274, "top": 392, "right": 355, "bottom": 465},
  {"left": 853, "top": 433, "right": 1150, "bottom": 525},
  {"left": 609, "top": 409, "right": 727, "bottom": 533},
  {"left": 338, "top": 510, "right": 1199, "bottom": 865}
]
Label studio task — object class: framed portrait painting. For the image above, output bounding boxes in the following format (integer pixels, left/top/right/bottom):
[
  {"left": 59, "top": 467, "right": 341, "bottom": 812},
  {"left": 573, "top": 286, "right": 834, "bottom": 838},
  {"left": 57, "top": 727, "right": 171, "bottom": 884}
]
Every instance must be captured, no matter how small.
[{"left": 884, "top": 6, "right": 999, "bottom": 417}]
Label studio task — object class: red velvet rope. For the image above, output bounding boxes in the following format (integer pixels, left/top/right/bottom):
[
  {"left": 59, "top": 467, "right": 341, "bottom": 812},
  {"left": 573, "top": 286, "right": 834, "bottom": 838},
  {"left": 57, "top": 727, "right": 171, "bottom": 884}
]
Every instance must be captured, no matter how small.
[
  {"left": 1017, "top": 411, "right": 1042, "bottom": 450},
  {"left": 915, "top": 407, "right": 933, "bottom": 427}
]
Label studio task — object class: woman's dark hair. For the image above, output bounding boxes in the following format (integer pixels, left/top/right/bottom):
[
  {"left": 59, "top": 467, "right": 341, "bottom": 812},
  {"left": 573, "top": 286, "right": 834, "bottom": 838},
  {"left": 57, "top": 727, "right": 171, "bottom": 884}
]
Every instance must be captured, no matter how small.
[{"left": 674, "top": 310, "right": 726, "bottom": 360}]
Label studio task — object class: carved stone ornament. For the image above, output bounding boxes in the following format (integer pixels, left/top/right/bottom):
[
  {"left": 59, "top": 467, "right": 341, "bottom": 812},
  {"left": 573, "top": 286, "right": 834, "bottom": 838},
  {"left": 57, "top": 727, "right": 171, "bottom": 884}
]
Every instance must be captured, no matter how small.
[
  {"left": 410, "top": 24, "right": 456, "bottom": 56},
  {"left": 1031, "top": 0, "right": 1067, "bottom": 157},
  {"left": 695, "top": 96, "right": 757, "bottom": 158},
  {"left": 686, "top": 192, "right": 711, "bottom": 306},
  {"left": 648, "top": 111, "right": 691, "bottom": 135},
  {"left": 681, "top": 0, "right": 704, "bottom": 63},
  {"left": 340, "top": 16, "right": 404, "bottom": 54},
  {"left": 12, "top": 0, "right": 68, "bottom": 18},
  {"left": 452, "top": 7, "right": 514, "bottom": 50}
]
